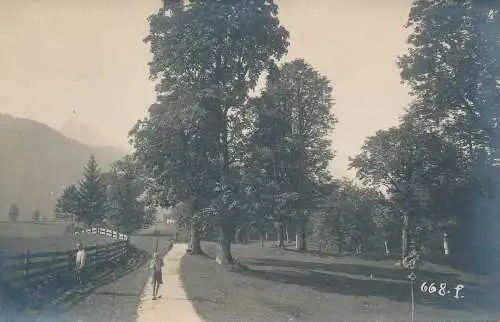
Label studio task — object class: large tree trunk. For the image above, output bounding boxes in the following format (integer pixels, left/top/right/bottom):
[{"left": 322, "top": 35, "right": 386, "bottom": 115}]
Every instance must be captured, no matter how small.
[
  {"left": 236, "top": 225, "right": 249, "bottom": 245},
  {"left": 244, "top": 227, "right": 250, "bottom": 245},
  {"left": 297, "top": 223, "right": 307, "bottom": 251},
  {"left": 443, "top": 232, "right": 449, "bottom": 255},
  {"left": 401, "top": 212, "right": 409, "bottom": 261},
  {"left": 216, "top": 224, "right": 233, "bottom": 265},
  {"left": 190, "top": 221, "right": 202, "bottom": 255},
  {"left": 277, "top": 223, "right": 284, "bottom": 248},
  {"left": 235, "top": 227, "right": 241, "bottom": 244}
]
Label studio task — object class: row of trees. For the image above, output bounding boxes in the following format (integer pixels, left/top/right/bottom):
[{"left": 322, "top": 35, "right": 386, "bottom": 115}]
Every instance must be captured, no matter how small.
[
  {"left": 6, "top": 203, "right": 41, "bottom": 222},
  {"left": 55, "top": 155, "right": 156, "bottom": 234},
  {"left": 129, "top": 0, "right": 338, "bottom": 265},
  {"left": 126, "top": 0, "right": 500, "bottom": 272},
  {"left": 349, "top": 1, "right": 500, "bottom": 271},
  {"left": 308, "top": 1, "right": 500, "bottom": 272}
]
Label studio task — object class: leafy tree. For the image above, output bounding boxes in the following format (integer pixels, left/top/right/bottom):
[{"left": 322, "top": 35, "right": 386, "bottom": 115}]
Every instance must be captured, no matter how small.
[
  {"left": 55, "top": 184, "right": 80, "bottom": 221},
  {"left": 32, "top": 209, "right": 40, "bottom": 223},
  {"left": 398, "top": 0, "right": 500, "bottom": 269},
  {"left": 76, "top": 155, "right": 108, "bottom": 227},
  {"left": 248, "top": 59, "right": 336, "bottom": 251},
  {"left": 105, "top": 156, "right": 150, "bottom": 234},
  {"left": 370, "top": 198, "right": 400, "bottom": 255},
  {"left": 135, "top": 0, "right": 289, "bottom": 264},
  {"left": 349, "top": 114, "right": 460, "bottom": 259},
  {"left": 131, "top": 96, "right": 220, "bottom": 254},
  {"left": 399, "top": 1, "right": 500, "bottom": 162},
  {"left": 311, "top": 179, "right": 378, "bottom": 253},
  {"left": 8, "top": 203, "right": 19, "bottom": 222}
]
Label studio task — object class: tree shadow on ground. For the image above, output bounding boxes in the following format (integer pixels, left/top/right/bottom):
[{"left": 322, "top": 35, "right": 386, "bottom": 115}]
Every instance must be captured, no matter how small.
[
  {"left": 283, "top": 247, "right": 402, "bottom": 262},
  {"left": 283, "top": 247, "right": 495, "bottom": 276},
  {"left": 246, "top": 258, "right": 460, "bottom": 284},
  {"left": 236, "top": 258, "right": 498, "bottom": 313}
]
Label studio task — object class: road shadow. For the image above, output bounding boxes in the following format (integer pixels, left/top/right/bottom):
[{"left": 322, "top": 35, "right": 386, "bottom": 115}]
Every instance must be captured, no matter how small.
[
  {"left": 93, "top": 291, "right": 139, "bottom": 297},
  {"left": 283, "top": 247, "right": 403, "bottom": 262},
  {"left": 236, "top": 257, "right": 498, "bottom": 313},
  {"left": 245, "top": 257, "right": 460, "bottom": 284}
]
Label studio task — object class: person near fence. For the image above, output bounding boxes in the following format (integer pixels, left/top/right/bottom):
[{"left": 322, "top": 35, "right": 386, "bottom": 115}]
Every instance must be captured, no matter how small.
[
  {"left": 149, "top": 252, "right": 164, "bottom": 300},
  {"left": 74, "top": 242, "right": 87, "bottom": 291}
]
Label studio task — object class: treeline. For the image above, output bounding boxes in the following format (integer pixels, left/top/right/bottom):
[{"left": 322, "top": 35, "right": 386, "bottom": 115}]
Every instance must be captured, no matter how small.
[
  {"left": 125, "top": 0, "right": 500, "bottom": 272},
  {"left": 54, "top": 155, "right": 156, "bottom": 234},
  {"left": 5, "top": 203, "right": 43, "bottom": 223},
  {"left": 349, "top": 1, "right": 500, "bottom": 273}
]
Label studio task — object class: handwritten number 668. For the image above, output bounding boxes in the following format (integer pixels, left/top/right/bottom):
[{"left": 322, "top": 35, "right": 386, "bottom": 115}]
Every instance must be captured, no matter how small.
[
  {"left": 420, "top": 282, "right": 444, "bottom": 295},
  {"left": 420, "top": 281, "right": 464, "bottom": 299}
]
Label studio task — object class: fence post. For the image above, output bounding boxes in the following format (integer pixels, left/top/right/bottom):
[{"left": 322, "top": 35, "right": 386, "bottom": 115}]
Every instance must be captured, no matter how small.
[
  {"left": 94, "top": 244, "right": 98, "bottom": 266},
  {"left": 23, "top": 249, "right": 30, "bottom": 278},
  {"left": 68, "top": 252, "right": 73, "bottom": 273}
]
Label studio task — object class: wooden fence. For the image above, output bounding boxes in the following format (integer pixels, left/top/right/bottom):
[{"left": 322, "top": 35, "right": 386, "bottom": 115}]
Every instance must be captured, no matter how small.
[
  {"left": 74, "top": 227, "right": 129, "bottom": 241},
  {"left": 0, "top": 240, "right": 130, "bottom": 289}
]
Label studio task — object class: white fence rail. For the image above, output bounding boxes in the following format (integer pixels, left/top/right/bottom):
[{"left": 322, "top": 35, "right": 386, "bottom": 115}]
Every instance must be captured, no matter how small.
[{"left": 74, "top": 227, "right": 129, "bottom": 241}]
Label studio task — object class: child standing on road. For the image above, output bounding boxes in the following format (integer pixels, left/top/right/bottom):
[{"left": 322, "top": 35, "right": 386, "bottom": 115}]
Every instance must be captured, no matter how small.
[{"left": 149, "top": 252, "right": 163, "bottom": 300}]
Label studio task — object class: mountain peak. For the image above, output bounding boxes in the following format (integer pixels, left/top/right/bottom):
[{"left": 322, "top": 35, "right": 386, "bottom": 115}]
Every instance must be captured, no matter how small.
[
  {"left": 0, "top": 113, "right": 127, "bottom": 220},
  {"left": 60, "top": 118, "right": 114, "bottom": 148}
]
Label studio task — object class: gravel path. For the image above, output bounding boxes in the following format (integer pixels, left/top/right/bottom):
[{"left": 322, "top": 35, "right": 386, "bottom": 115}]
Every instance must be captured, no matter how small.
[
  {"left": 53, "top": 236, "right": 173, "bottom": 322},
  {"left": 136, "top": 243, "right": 202, "bottom": 322}
]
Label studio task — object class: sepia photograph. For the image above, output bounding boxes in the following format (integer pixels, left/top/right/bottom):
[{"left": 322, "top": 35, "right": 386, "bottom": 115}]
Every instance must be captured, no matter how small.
[{"left": 1, "top": 0, "right": 500, "bottom": 321}]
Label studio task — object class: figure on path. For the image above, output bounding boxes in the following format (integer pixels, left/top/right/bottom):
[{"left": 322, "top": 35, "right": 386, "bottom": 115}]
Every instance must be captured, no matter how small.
[
  {"left": 74, "top": 242, "right": 87, "bottom": 292},
  {"left": 150, "top": 252, "right": 164, "bottom": 300}
]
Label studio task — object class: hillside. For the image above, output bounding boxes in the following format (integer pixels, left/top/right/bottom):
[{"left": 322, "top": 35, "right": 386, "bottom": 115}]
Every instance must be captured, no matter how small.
[
  {"left": 60, "top": 117, "right": 130, "bottom": 152},
  {"left": 0, "top": 114, "right": 127, "bottom": 220}
]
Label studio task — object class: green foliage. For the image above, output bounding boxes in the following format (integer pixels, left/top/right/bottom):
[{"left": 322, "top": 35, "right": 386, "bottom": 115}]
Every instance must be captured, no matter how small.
[
  {"left": 310, "top": 179, "right": 380, "bottom": 252},
  {"left": 349, "top": 114, "right": 467, "bottom": 256},
  {"left": 133, "top": 0, "right": 291, "bottom": 262},
  {"left": 55, "top": 184, "right": 80, "bottom": 220},
  {"left": 32, "top": 209, "right": 40, "bottom": 223},
  {"left": 8, "top": 203, "right": 19, "bottom": 222},
  {"left": 397, "top": 0, "right": 500, "bottom": 270},
  {"left": 105, "top": 156, "right": 152, "bottom": 234},
  {"left": 343, "top": 0, "right": 500, "bottom": 268},
  {"left": 245, "top": 59, "right": 336, "bottom": 239},
  {"left": 75, "top": 155, "right": 108, "bottom": 227}
]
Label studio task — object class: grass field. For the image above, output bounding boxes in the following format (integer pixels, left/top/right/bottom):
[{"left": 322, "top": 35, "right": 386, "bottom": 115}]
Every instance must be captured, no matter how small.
[
  {"left": 0, "top": 221, "right": 113, "bottom": 256},
  {"left": 132, "top": 222, "right": 182, "bottom": 237},
  {"left": 180, "top": 241, "right": 500, "bottom": 322}
]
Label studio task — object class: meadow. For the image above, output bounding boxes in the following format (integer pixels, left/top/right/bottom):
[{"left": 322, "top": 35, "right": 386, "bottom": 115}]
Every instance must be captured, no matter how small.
[
  {"left": 180, "top": 241, "right": 500, "bottom": 322},
  {"left": 0, "top": 221, "right": 112, "bottom": 256}
]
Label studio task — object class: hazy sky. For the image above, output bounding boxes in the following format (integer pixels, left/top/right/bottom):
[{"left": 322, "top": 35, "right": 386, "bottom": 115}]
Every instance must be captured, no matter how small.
[{"left": 0, "top": 0, "right": 411, "bottom": 178}]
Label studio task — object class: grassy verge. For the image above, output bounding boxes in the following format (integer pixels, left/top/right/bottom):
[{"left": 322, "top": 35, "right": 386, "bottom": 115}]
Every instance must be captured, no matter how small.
[{"left": 180, "top": 241, "right": 500, "bottom": 322}]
